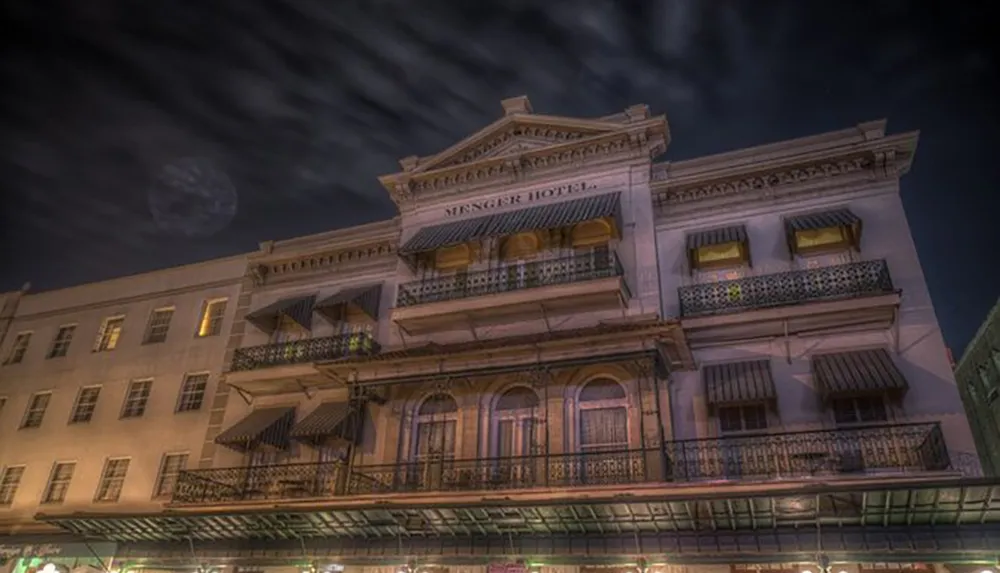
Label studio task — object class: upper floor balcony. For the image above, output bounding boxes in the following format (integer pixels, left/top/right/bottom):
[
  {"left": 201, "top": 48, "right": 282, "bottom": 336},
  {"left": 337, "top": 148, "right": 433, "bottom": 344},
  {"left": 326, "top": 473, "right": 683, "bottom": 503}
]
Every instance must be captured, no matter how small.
[
  {"left": 677, "top": 259, "right": 900, "bottom": 345},
  {"left": 391, "top": 250, "right": 630, "bottom": 334},
  {"left": 170, "top": 421, "right": 953, "bottom": 505}
]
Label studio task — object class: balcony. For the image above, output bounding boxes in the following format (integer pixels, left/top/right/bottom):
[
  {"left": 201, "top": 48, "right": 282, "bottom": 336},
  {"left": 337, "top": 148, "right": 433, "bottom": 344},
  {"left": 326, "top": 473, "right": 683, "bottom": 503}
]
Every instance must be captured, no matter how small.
[
  {"left": 677, "top": 259, "right": 900, "bottom": 345},
  {"left": 225, "top": 334, "right": 380, "bottom": 395},
  {"left": 170, "top": 422, "right": 952, "bottom": 505},
  {"left": 391, "top": 251, "right": 631, "bottom": 334}
]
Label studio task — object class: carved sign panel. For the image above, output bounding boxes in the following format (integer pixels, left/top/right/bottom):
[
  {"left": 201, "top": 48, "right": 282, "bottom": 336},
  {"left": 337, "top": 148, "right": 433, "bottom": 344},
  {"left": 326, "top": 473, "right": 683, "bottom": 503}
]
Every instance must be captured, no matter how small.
[{"left": 444, "top": 181, "right": 595, "bottom": 217}]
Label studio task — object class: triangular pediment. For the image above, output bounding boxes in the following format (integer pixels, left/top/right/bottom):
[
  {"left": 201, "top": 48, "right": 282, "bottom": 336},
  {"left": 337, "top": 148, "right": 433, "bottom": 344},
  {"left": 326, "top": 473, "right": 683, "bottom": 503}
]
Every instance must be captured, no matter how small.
[{"left": 407, "top": 96, "right": 633, "bottom": 174}]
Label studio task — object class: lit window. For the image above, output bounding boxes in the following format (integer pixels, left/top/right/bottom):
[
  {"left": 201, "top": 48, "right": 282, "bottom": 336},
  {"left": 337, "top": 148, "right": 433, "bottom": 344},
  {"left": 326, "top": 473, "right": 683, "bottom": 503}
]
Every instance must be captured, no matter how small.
[
  {"left": 94, "top": 316, "right": 125, "bottom": 352},
  {"left": 94, "top": 458, "right": 130, "bottom": 503},
  {"left": 121, "top": 379, "right": 152, "bottom": 419},
  {"left": 176, "top": 373, "right": 208, "bottom": 412},
  {"left": 793, "top": 225, "right": 847, "bottom": 251},
  {"left": 143, "top": 307, "right": 175, "bottom": 344},
  {"left": 578, "top": 378, "right": 628, "bottom": 452},
  {"left": 42, "top": 462, "right": 75, "bottom": 504},
  {"left": 196, "top": 299, "right": 228, "bottom": 337},
  {"left": 0, "top": 466, "right": 25, "bottom": 506},
  {"left": 21, "top": 392, "right": 51, "bottom": 429},
  {"left": 152, "top": 453, "right": 188, "bottom": 499},
  {"left": 69, "top": 386, "right": 101, "bottom": 424},
  {"left": 47, "top": 325, "right": 76, "bottom": 358},
  {"left": 4, "top": 332, "right": 32, "bottom": 365}
]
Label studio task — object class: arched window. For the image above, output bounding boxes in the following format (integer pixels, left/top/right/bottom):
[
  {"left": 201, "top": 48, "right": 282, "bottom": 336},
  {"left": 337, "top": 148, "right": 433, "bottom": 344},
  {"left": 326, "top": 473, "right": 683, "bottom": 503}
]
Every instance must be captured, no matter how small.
[
  {"left": 492, "top": 386, "right": 540, "bottom": 458},
  {"left": 578, "top": 378, "right": 628, "bottom": 452},
  {"left": 413, "top": 393, "right": 459, "bottom": 461}
]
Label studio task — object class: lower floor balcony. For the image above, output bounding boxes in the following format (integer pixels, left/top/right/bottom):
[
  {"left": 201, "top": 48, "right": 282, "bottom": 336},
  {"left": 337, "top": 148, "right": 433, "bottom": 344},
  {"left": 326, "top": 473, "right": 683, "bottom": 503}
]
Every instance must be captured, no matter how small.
[{"left": 170, "top": 422, "right": 951, "bottom": 504}]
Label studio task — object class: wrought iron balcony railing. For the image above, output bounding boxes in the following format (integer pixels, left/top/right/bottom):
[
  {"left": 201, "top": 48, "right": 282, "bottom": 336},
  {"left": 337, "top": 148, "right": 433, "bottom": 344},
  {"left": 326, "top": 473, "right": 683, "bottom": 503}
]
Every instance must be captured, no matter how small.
[
  {"left": 229, "top": 334, "right": 380, "bottom": 372},
  {"left": 169, "top": 422, "right": 951, "bottom": 504},
  {"left": 677, "top": 259, "right": 896, "bottom": 318},
  {"left": 396, "top": 250, "right": 628, "bottom": 308},
  {"left": 172, "top": 460, "right": 346, "bottom": 504}
]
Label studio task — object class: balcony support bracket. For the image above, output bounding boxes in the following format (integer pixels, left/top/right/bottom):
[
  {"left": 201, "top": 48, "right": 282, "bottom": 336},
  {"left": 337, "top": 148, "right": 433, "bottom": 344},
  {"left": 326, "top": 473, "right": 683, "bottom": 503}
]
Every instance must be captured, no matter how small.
[
  {"left": 783, "top": 319, "right": 791, "bottom": 364},
  {"left": 465, "top": 314, "right": 480, "bottom": 341},
  {"left": 395, "top": 321, "right": 412, "bottom": 349},
  {"left": 539, "top": 303, "right": 552, "bottom": 332},
  {"left": 893, "top": 305, "right": 901, "bottom": 354},
  {"left": 296, "top": 379, "right": 315, "bottom": 400},
  {"left": 229, "top": 384, "right": 254, "bottom": 406}
]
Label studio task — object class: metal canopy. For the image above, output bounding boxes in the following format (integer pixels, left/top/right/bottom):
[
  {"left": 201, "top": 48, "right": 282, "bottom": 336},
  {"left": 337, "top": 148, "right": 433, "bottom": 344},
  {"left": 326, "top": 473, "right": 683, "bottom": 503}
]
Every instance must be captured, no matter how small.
[
  {"left": 703, "top": 359, "right": 776, "bottom": 406},
  {"left": 685, "top": 225, "right": 748, "bottom": 251},
  {"left": 784, "top": 208, "right": 861, "bottom": 233},
  {"left": 399, "top": 192, "right": 622, "bottom": 256},
  {"left": 245, "top": 295, "right": 317, "bottom": 334},
  {"left": 288, "top": 401, "right": 358, "bottom": 445},
  {"left": 812, "top": 348, "right": 909, "bottom": 401},
  {"left": 315, "top": 284, "right": 383, "bottom": 321},
  {"left": 214, "top": 407, "right": 296, "bottom": 452},
  {"left": 37, "top": 479, "right": 1000, "bottom": 543}
]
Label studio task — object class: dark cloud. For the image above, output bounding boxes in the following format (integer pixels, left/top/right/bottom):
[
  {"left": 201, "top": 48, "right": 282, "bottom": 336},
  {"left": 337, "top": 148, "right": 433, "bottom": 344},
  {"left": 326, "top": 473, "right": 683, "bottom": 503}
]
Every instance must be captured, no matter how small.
[{"left": 0, "top": 0, "right": 997, "bottom": 352}]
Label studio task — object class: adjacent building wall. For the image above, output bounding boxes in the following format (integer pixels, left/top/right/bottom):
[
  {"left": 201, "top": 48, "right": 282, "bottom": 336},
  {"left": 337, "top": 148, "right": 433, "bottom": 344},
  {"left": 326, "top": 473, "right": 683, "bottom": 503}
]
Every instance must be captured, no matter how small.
[{"left": 954, "top": 297, "right": 1000, "bottom": 476}]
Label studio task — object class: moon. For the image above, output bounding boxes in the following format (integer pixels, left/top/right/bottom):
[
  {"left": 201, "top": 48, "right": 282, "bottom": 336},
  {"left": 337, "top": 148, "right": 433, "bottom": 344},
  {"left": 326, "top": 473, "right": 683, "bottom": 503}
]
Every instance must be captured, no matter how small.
[{"left": 148, "top": 157, "right": 238, "bottom": 238}]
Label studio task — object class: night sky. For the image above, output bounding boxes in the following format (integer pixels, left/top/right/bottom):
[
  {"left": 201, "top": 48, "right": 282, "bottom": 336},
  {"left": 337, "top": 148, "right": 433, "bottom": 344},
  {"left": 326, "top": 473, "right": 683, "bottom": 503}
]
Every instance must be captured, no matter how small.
[{"left": 1, "top": 1, "right": 997, "bottom": 355}]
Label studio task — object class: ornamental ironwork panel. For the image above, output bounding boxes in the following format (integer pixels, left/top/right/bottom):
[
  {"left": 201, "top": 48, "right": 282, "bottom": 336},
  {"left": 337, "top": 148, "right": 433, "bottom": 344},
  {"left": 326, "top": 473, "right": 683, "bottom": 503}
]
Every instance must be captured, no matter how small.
[
  {"left": 347, "top": 449, "right": 651, "bottom": 495},
  {"left": 396, "top": 251, "right": 627, "bottom": 307},
  {"left": 677, "top": 259, "right": 895, "bottom": 317},
  {"left": 172, "top": 460, "right": 345, "bottom": 504},
  {"left": 229, "top": 334, "right": 380, "bottom": 372},
  {"left": 668, "top": 422, "right": 950, "bottom": 482}
]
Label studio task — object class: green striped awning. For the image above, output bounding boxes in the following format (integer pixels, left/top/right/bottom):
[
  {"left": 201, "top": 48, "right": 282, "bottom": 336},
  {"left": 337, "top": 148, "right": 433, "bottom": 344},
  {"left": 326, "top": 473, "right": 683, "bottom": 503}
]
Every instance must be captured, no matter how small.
[
  {"left": 703, "top": 359, "right": 776, "bottom": 406},
  {"left": 785, "top": 208, "right": 860, "bottom": 232},
  {"left": 214, "top": 407, "right": 296, "bottom": 452},
  {"left": 812, "top": 348, "right": 909, "bottom": 401},
  {"left": 316, "top": 284, "right": 383, "bottom": 321},
  {"left": 686, "top": 225, "right": 748, "bottom": 251},
  {"left": 399, "top": 192, "right": 622, "bottom": 255},
  {"left": 245, "top": 295, "right": 316, "bottom": 334},
  {"left": 289, "top": 401, "right": 361, "bottom": 445}
]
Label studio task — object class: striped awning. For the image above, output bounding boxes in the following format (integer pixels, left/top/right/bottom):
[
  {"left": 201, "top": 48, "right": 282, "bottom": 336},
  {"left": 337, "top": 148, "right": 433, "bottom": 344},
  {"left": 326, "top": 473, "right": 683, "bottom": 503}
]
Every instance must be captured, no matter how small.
[
  {"left": 703, "top": 359, "right": 776, "bottom": 406},
  {"left": 245, "top": 295, "right": 316, "bottom": 334},
  {"left": 316, "top": 284, "right": 383, "bottom": 321},
  {"left": 214, "top": 406, "right": 296, "bottom": 452},
  {"left": 399, "top": 192, "right": 622, "bottom": 255},
  {"left": 686, "top": 225, "right": 748, "bottom": 251},
  {"left": 785, "top": 208, "right": 861, "bottom": 233},
  {"left": 812, "top": 348, "right": 909, "bottom": 401},
  {"left": 289, "top": 401, "right": 361, "bottom": 445}
]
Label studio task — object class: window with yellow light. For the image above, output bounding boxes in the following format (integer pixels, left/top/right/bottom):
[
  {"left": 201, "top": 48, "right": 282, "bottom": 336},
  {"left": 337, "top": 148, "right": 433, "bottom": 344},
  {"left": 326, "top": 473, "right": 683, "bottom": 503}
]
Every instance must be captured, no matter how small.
[{"left": 690, "top": 240, "right": 748, "bottom": 271}]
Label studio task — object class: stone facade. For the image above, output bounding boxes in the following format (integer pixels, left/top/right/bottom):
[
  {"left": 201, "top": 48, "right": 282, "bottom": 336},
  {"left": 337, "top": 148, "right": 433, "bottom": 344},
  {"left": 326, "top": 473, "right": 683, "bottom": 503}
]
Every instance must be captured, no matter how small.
[{"left": 953, "top": 296, "right": 1000, "bottom": 475}]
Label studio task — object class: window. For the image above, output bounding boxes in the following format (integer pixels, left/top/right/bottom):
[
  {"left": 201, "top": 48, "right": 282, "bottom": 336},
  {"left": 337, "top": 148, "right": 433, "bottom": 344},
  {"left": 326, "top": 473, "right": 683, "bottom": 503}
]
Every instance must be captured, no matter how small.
[
  {"left": 94, "top": 458, "right": 130, "bottom": 502},
  {"left": 69, "top": 386, "right": 101, "bottom": 424},
  {"left": 0, "top": 466, "right": 25, "bottom": 506},
  {"left": 143, "top": 307, "right": 174, "bottom": 344},
  {"left": 152, "top": 453, "right": 188, "bottom": 499},
  {"left": 718, "top": 404, "right": 768, "bottom": 434},
  {"left": 578, "top": 378, "right": 629, "bottom": 451},
  {"left": 94, "top": 316, "right": 125, "bottom": 352},
  {"left": 413, "top": 393, "right": 459, "bottom": 460},
  {"left": 492, "top": 386, "right": 540, "bottom": 458},
  {"left": 21, "top": 392, "right": 51, "bottom": 429},
  {"left": 121, "top": 380, "right": 152, "bottom": 419},
  {"left": 176, "top": 373, "right": 208, "bottom": 412},
  {"left": 196, "top": 298, "right": 227, "bottom": 337},
  {"left": 47, "top": 325, "right": 76, "bottom": 358},
  {"left": 42, "top": 462, "right": 75, "bottom": 504},
  {"left": 831, "top": 396, "right": 888, "bottom": 425},
  {"left": 4, "top": 332, "right": 32, "bottom": 365}
]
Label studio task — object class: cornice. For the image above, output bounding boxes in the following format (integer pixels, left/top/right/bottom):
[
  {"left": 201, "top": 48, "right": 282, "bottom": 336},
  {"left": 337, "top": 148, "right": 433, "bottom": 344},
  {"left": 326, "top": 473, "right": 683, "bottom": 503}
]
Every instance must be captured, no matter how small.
[{"left": 246, "top": 239, "right": 398, "bottom": 288}]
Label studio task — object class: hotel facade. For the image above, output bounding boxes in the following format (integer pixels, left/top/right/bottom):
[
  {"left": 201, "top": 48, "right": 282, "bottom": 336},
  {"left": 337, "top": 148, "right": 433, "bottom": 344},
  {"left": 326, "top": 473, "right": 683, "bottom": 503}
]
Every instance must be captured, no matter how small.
[{"left": 1, "top": 97, "right": 997, "bottom": 573}]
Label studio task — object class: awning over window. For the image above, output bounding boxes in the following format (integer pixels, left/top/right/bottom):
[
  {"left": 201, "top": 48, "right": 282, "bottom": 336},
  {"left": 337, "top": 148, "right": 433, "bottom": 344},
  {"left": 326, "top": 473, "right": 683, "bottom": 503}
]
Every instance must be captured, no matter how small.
[
  {"left": 686, "top": 225, "right": 748, "bottom": 251},
  {"left": 289, "top": 401, "right": 362, "bottom": 446},
  {"left": 812, "top": 348, "right": 909, "bottom": 401},
  {"left": 784, "top": 208, "right": 860, "bottom": 233},
  {"left": 245, "top": 295, "right": 316, "bottom": 334},
  {"left": 316, "top": 284, "right": 383, "bottom": 321},
  {"left": 703, "top": 359, "right": 776, "bottom": 406},
  {"left": 214, "top": 406, "right": 296, "bottom": 452},
  {"left": 399, "top": 192, "right": 622, "bottom": 256}
]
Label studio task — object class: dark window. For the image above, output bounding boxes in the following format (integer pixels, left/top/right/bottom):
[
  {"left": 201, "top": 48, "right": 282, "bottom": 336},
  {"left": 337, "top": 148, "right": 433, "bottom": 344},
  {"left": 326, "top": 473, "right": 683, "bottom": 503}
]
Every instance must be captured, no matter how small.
[
  {"left": 718, "top": 404, "right": 768, "bottom": 434},
  {"left": 831, "top": 396, "right": 888, "bottom": 425}
]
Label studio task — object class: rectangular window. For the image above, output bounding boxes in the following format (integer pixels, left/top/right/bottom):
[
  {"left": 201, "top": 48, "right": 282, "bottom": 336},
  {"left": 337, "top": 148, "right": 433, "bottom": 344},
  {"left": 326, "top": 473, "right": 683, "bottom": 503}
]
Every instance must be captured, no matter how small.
[
  {"left": 176, "top": 373, "right": 208, "bottom": 412},
  {"left": 94, "top": 458, "right": 130, "bottom": 503},
  {"left": 718, "top": 404, "right": 768, "bottom": 434},
  {"left": 143, "top": 307, "right": 175, "bottom": 344},
  {"left": 94, "top": 316, "right": 125, "bottom": 352},
  {"left": 831, "top": 396, "right": 888, "bottom": 425},
  {"left": 121, "top": 380, "right": 152, "bottom": 419},
  {"left": 196, "top": 298, "right": 227, "bottom": 338},
  {"left": 0, "top": 466, "right": 25, "bottom": 506},
  {"left": 47, "top": 325, "right": 76, "bottom": 358},
  {"left": 21, "top": 392, "right": 51, "bottom": 429},
  {"left": 152, "top": 453, "right": 189, "bottom": 499},
  {"left": 4, "top": 332, "right": 32, "bottom": 365},
  {"left": 69, "top": 386, "right": 102, "bottom": 424},
  {"left": 42, "top": 462, "right": 75, "bottom": 504}
]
